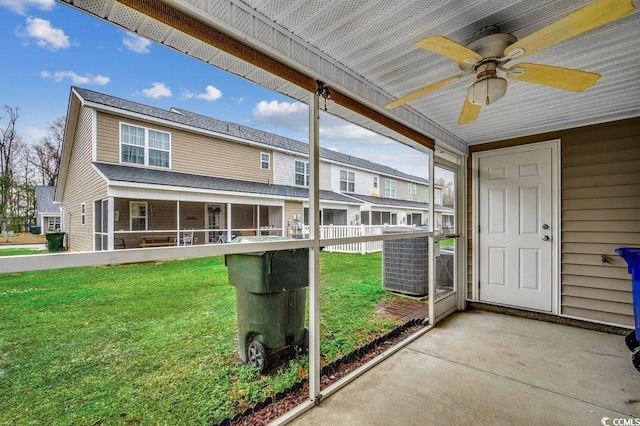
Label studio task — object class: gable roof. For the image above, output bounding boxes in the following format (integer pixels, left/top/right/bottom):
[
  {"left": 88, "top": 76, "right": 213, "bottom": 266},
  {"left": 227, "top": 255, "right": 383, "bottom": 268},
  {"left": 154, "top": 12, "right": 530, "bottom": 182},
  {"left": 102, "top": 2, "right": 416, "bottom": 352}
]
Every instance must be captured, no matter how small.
[
  {"left": 35, "top": 186, "right": 60, "bottom": 214},
  {"left": 347, "top": 193, "right": 454, "bottom": 212},
  {"left": 93, "top": 162, "right": 360, "bottom": 204},
  {"left": 73, "top": 87, "right": 428, "bottom": 184}
]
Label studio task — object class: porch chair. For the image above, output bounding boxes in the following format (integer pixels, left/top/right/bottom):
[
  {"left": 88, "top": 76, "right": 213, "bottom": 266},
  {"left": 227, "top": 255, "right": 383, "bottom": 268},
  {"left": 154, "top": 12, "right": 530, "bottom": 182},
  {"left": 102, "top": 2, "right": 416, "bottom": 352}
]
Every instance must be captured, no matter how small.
[{"left": 182, "top": 229, "right": 194, "bottom": 246}]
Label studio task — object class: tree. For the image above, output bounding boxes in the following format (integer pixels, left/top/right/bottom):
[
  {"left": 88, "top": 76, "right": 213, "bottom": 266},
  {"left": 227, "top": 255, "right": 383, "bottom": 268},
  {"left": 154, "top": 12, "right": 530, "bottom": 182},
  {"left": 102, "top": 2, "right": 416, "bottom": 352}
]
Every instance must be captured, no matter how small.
[
  {"left": 0, "top": 106, "right": 24, "bottom": 226},
  {"left": 435, "top": 177, "right": 454, "bottom": 206},
  {"left": 33, "top": 116, "right": 65, "bottom": 187}
]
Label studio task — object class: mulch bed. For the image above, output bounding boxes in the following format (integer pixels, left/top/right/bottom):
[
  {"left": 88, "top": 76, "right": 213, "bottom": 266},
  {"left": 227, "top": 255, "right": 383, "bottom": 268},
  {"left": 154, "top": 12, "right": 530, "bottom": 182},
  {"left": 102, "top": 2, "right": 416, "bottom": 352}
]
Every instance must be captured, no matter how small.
[{"left": 218, "top": 318, "right": 426, "bottom": 426}]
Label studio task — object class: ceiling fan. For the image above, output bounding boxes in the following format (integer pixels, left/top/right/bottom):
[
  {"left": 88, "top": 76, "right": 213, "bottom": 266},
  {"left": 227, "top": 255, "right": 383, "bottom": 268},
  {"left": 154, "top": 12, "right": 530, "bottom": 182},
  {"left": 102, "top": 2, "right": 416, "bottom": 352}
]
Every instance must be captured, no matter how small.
[{"left": 385, "top": 0, "right": 635, "bottom": 125}]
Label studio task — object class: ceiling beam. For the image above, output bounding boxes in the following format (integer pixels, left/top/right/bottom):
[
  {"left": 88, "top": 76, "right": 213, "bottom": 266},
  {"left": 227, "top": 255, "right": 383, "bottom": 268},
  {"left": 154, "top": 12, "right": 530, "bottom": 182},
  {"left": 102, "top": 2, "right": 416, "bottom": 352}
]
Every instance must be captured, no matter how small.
[{"left": 116, "top": 0, "right": 435, "bottom": 151}]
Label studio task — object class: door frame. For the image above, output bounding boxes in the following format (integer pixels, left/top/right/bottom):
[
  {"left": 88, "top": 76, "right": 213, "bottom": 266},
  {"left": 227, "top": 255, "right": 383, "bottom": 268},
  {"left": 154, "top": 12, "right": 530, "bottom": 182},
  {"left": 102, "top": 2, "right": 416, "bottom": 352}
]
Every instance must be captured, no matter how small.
[
  {"left": 471, "top": 140, "right": 561, "bottom": 315},
  {"left": 434, "top": 148, "right": 467, "bottom": 322}
]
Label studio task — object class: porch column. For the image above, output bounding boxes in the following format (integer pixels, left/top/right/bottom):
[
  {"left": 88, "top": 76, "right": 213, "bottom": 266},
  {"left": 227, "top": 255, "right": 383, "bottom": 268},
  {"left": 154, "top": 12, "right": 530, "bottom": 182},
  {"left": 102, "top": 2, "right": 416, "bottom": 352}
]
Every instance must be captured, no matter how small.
[
  {"left": 308, "top": 90, "right": 321, "bottom": 403},
  {"left": 176, "top": 201, "right": 180, "bottom": 243},
  {"left": 428, "top": 152, "right": 435, "bottom": 326},
  {"left": 226, "top": 203, "right": 232, "bottom": 241},
  {"left": 107, "top": 197, "right": 115, "bottom": 250},
  {"left": 256, "top": 205, "right": 260, "bottom": 235}
]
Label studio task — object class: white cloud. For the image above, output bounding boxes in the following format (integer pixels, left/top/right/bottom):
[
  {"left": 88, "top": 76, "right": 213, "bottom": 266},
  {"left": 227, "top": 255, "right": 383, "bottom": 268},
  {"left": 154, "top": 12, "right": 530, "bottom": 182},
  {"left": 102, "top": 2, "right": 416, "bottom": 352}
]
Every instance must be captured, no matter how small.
[
  {"left": 19, "top": 17, "right": 69, "bottom": 50},
  {"left": 40, "top": 70, "right": 110, "bottom": 86},
  {"left": 181, "top": 89, "right": 195, "bottom": 99},
  {"left": 142, "top": 82, "right": 172, "bottom": 99},
  {"left": 252, "top": 100, "right": 308, "bottom": 131},
  {"left": 195, "top": 85, "right": 222, "bottom": 102},
  {"left": 23, "top": 126, "right": 49, "bottom": 143},
  {"left": 0, "top": 0, "right": 54, "bottom": 15},
  {"left": 122, "top": 33, "right": 151, "bottom": 54}
]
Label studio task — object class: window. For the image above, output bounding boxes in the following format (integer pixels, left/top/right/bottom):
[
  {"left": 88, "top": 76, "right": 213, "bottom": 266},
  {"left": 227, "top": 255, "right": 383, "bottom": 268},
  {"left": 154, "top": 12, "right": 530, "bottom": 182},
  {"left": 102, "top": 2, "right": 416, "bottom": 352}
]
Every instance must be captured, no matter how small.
[
  {"left": 295, "top": 160, "right": 309, "bottom": 187},
  {"left": 413, "top": 184, "right": 417, "bottom": 195},
  {"left": 260, "top": 152, "right": 270, "bottom": 170},
  {"left": 408, "top": 183, "right": 412, "bottom": 194},
  {"left": 340, "top": 170, "right": 355, "bottom": 192},
  {"left": 130, "top": 201, "right": 147, "bottom": 231},
  {"left": 435, "top": 189, "right": 442, "bottom": 205},
  {"left": 373, "top": 177, "right": 378, "bottom": 188},
  {"left": 48, "top": 217, "right": 60, "bottom": 230},
  {"left": 148, "top": 130, "right": 170, "bottom": 167},
  {"left": 385, "top": 179, "right": 396, "bottom": 198},
  {"left": 80, "top": 203, "right": 86, "bottom": 225},
  {"left": 120, "top": 123, "right": 170, "bottom": 168}
]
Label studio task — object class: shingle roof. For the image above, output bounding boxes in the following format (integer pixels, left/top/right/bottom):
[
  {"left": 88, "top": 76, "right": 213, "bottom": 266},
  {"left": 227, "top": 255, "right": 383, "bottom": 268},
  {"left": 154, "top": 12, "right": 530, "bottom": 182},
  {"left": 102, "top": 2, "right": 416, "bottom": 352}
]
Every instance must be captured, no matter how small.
[
  {"left": 74, "top": 87, "right": 428, "bottom": 184},
  {"left": 35, "top": 186, "right": 60, "bottom": 214},
  {"left": 93, "top": 162, "right": 359, "bottom": 204},
  {"left": 347, "top": 193, "right": 430, "bottom": 209}
]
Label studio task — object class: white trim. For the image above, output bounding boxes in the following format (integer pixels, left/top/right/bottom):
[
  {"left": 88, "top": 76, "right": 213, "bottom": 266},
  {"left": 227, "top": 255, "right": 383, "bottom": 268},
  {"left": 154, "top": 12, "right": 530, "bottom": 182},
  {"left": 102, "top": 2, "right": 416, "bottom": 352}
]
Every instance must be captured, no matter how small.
[
  {"left": 260, "top": 151, "right": 271, "bottom": 170},
  {"left": 471, "top": 139, "right": 560, "bottom": 315},
  {"left": 384, "top": 178, "right": 396, "bottom": 198},
  {"left": 91, "top": 109, "right": 97, "bottom": 162},
  {"left": 119, "top": 121, "right": 171, "bottom": 170},
  {"left": 129, "top": 201, "right": 148, "bottom": 231},
  {"left": 294, "top": 159, "right": 309, "bottom": 187},
  {"left": 107, "top": 197, "right": 115, "bottom": 251},
  {"left": 80, "top": 202, "right": 86, "bottom": 226}
]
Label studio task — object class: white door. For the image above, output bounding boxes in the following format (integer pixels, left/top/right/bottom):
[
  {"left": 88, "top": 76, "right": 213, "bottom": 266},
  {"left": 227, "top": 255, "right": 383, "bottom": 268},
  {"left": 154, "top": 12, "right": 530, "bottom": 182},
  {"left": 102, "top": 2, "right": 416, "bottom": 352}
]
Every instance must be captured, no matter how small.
[{"left": 478, "top": 143, "right": 556, "bottom": 312}]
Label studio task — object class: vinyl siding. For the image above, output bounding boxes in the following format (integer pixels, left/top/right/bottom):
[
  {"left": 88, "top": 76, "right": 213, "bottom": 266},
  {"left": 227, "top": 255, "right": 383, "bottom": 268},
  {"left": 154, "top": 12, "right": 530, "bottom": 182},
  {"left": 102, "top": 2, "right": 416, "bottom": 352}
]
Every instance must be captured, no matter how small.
[
  {"left": 96, "top": 112, "right": 273, "bottom": 183},
  {"left": 284, "top": 200, "right": 303, "bottom": 237},
  {"left": 61, "top": 107, "right": 108, "bottom": 251},
  {"left": 469, "top": 117, "right": 640, "bottom": 327}
]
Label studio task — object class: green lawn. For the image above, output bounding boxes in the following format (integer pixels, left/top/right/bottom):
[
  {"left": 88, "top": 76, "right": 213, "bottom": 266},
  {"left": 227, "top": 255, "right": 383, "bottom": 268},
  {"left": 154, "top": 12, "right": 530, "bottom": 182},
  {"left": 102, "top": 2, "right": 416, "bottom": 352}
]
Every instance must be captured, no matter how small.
[
  {"left": 0, "top": 252, "right": 401, "bottom": 424},
  {"left": 0, "top": 248, "right": 45, "bottom": 257}
]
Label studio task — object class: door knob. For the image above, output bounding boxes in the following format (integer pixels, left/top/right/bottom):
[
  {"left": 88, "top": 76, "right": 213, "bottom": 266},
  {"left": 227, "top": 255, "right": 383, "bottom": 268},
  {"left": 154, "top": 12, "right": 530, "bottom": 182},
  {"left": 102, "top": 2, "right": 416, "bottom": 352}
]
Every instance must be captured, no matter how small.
[
  {"left": 542, "top": 224, "right": 549, "bottom": 229},
  {"left": 542, "top": 235, "right": 550, "bottom": 241}
]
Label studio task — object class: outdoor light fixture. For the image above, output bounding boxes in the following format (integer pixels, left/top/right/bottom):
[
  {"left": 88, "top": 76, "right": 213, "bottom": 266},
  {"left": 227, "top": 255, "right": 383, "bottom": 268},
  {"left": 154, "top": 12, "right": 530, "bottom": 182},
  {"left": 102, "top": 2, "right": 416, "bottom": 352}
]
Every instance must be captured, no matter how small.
[{"left": 467, "top": 62, "right": 508, "bottom": 106}]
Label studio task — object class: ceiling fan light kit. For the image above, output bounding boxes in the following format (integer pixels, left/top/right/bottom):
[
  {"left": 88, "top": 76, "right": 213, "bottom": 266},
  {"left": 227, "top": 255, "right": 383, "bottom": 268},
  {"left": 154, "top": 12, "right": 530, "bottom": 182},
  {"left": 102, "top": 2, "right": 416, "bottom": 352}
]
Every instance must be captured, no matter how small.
[
  {"left": 467, "top": 61, "right": 508, "bottom": 106},
  {"left": 385, "top": 0, "right": 635, "bottom": 124}
]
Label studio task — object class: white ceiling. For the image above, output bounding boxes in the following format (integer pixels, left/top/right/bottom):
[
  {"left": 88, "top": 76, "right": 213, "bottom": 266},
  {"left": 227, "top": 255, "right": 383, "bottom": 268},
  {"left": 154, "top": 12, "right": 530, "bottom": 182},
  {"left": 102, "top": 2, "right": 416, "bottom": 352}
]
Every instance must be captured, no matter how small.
[{"left": 62, "top": 0, "right": 640, "bottom": 153}]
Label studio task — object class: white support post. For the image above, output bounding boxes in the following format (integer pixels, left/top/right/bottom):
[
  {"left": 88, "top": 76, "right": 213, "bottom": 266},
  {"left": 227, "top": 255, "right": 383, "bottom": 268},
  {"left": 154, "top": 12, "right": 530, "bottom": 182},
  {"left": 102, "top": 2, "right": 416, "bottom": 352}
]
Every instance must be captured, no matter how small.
[
  {"left": 107, "top": 197, "right": 115, "bottom": 251},
  {"left": 227, "top": 203, "right": 232, "bottom": 242},
  {"left": 176, "top": 201, "right": 181, "bottom": 244},
  {"left": 256, "top": 205, "right": 260, "bottom": 235},
  {"left": 308, "top": 90, "right": 321, "bottom": 403},
  {"left": 428, "top": 152, "right": 435, "bottom": 326}
]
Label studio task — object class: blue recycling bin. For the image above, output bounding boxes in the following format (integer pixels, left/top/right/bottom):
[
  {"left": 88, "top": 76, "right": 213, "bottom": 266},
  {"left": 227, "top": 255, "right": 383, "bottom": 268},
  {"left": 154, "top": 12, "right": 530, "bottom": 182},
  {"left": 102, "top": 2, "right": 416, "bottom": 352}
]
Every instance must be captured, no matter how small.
[
  {"left": 615, "top": 247, "right": 640, "bottom": 372},
  {"left": 616, "top": 248, "right": 640, "bottom": 336}
]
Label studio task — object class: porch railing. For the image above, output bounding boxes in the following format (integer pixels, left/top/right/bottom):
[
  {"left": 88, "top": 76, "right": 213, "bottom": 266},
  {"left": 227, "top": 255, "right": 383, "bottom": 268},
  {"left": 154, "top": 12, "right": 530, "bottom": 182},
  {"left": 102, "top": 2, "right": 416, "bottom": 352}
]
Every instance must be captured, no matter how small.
[{"left": 301, "top": 224, "right": 409, "bottom": 254}]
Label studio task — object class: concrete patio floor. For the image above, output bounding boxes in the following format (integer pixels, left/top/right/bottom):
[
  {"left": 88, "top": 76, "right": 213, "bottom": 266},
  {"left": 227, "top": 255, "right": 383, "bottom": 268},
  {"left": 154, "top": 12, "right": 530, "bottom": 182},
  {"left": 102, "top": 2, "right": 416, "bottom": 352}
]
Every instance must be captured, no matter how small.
[{"left": 288, "top": 310, "right": 639, "bottom": 425}]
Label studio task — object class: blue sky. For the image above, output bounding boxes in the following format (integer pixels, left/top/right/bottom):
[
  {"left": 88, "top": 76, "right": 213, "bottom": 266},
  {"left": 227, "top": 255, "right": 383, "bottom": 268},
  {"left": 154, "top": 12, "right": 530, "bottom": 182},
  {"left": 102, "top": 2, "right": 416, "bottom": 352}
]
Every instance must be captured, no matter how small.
[{"left": 0, "top": 0, "right": 431, "bottom": 179}]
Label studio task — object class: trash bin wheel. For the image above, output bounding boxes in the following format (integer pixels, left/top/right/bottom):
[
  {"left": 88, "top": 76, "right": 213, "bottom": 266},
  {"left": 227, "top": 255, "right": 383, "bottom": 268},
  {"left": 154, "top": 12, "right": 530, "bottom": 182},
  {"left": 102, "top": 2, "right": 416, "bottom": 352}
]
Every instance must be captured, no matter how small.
[
  {"left": 248, "top": 341, "right": 267, "bottom": 372},
  {"left": 297, "top": 327, "right": 309, "bottom": 355},
  {"left": 625, "top": 330, "right": 639, "bottom": 352},
  {"left": 632, "top": 348, "right": 640, "bottom": 373}
]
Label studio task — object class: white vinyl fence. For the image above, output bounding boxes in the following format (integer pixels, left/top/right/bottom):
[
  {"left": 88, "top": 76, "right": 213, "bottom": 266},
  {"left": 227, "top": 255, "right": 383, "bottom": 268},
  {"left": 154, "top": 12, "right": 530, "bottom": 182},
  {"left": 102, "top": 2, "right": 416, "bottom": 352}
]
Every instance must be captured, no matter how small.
[{"left": 303, "top": 225, "right": 407, "bottom": 254}]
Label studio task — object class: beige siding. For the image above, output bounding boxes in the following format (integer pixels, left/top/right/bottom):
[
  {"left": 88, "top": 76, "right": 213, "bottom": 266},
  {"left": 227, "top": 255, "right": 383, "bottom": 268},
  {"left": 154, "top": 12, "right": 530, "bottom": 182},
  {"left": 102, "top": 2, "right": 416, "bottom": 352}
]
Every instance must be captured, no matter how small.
[
  {"left": 96, "top": 112, "right": 274, "bottom": 182},
  {"left": 284, "top": 200, "right": 303, "bottom": 237},
  {"left": 61, "top": 107, "right": 108, "bottom": 251},
  {"left": 469, "top": 117, "right": 640, "bottom": 326}
]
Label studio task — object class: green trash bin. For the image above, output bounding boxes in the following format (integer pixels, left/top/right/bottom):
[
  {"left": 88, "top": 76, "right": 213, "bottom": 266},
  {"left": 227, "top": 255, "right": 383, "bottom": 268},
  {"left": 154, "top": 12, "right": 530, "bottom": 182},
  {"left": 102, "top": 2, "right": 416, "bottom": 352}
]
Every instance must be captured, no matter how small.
[
  {"left": 45, "top": 232, "right": 65, "bottom": 252},
  {"left": 225, "top": 236, "right": 309, "bottom": 372}
]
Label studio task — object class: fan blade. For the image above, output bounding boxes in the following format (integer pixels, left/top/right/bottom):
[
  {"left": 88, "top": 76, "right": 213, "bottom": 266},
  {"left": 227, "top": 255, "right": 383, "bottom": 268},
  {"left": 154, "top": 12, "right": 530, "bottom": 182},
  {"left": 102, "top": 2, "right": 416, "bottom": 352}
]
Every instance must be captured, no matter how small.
[
  {"left": 415, "top": 36, "right": 482, "bottom": 64},
  {"left": 504, "top": 0, "right": 634, "bottom": 60},
  {"left": 507, "top": 63, "right": 600, "bottom": 91},
  {"left": 458, "top": 98, "right": 481, "bottom": 125},
  {"left": 386, "top": 75, "right": 462, "bottom": 109}
]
